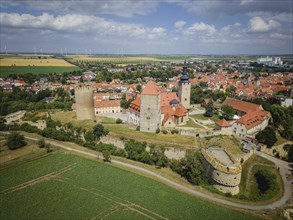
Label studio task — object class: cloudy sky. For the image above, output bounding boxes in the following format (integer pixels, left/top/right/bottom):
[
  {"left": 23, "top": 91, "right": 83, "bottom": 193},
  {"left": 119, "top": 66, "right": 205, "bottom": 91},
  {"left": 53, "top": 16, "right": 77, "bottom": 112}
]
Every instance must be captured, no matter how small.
[{"left": 0, "top": 0, "right": 292, "bottom": 55}]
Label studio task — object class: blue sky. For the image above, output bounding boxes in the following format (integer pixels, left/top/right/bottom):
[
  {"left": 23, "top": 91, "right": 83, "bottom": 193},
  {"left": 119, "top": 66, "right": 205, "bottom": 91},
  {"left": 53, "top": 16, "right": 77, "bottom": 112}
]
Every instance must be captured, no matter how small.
[{"left": 0, "top": 0, "right": 292, "bottom": 55}]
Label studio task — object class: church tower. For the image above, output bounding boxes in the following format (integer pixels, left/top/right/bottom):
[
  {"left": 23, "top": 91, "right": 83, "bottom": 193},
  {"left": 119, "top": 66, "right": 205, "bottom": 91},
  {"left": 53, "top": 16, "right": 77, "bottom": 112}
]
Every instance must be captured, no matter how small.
[{"left": 178, "top": 61, "right": 191, "bottom": 109}]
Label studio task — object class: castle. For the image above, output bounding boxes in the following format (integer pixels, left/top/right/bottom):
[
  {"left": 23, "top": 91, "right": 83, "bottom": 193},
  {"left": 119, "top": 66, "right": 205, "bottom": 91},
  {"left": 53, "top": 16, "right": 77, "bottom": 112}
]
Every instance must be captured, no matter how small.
[
  {"left": 128, "top": 62, "right": 191, "bottom": 133},
  {"left": 201, "top": 148, "right": 242, "bottom": 195}
]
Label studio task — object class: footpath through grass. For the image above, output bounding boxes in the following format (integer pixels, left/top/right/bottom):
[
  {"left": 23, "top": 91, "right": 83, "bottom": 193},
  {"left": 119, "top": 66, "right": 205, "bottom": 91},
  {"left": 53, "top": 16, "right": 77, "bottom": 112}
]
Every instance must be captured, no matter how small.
[{"left": 0, "top": 152, "right": 261, "bottom": 220}]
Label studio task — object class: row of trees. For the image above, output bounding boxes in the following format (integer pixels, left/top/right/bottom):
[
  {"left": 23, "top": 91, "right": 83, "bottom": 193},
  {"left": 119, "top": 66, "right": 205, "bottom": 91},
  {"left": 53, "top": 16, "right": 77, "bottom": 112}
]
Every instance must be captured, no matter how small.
[{"left": 0, "top": 87, "right": 73, "bottom": 115}]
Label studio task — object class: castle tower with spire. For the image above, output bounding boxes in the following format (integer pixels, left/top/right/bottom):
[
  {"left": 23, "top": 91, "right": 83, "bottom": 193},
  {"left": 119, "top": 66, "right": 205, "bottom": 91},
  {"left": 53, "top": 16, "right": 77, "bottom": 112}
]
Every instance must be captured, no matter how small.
[
  {"left": 178, "top": 61, "right": 191, "bottom": 110},
  {"left": 140, "top": 81, "right": 161, "bottom": 133}
]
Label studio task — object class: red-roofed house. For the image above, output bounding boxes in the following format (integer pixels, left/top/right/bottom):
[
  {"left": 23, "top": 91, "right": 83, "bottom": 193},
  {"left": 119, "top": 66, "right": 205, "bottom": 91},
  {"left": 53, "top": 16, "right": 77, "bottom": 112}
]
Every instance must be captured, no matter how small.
[
  {"left": 223, "top": 97, "right": 262, "bottom": 116},
  {"left": 232, "top": 109, "right": 271, "bottom": 138},
  {"left": 94, "top": 100, "right": 121, "bottom": 114}
]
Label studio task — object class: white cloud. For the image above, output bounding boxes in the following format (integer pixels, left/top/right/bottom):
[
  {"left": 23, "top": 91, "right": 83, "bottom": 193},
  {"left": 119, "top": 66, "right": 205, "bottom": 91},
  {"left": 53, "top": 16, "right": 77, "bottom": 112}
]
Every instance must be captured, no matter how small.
[
  {"left": 0, "top": 12, "right": 166, "bottom": 40},
  {"left": 174, "top": 20, "right": 186, "bottom": 30},
  {"left": 0, "top": 0, "right": 158, "bottom": 18},
  {"left": 184, "top": 22, "right": 216, "bottom": 36},
  {"left": 247, "top": 11, "right": 293, "bottom": 22},
  {"left": 248, "top": 16, "right": 281, "bottom": 32}
]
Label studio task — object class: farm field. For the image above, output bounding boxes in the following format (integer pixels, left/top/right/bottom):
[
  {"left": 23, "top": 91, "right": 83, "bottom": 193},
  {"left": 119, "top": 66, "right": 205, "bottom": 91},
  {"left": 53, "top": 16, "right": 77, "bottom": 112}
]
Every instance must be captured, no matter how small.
[
  {"left": 0, "top": 55, "right": 80, "bottom": 76},
  {"left": 68, "top": 55, "right": 185, "bottom": 63},
  {"left": 0, "top": 151, "right": 261, "bottom": 220},
  {"left": 0, "top": 57, "right": 76, "bottom": 67},
  {"left": 0, "top": 66, "right": 80, "bottom": 76}
]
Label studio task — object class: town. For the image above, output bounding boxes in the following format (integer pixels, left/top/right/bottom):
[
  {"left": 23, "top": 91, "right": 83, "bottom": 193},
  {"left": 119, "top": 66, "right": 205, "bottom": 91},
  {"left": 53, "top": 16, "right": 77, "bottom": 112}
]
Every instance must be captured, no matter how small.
[{"left": 1, "top": 0, "right": 293, "bottom": 219}]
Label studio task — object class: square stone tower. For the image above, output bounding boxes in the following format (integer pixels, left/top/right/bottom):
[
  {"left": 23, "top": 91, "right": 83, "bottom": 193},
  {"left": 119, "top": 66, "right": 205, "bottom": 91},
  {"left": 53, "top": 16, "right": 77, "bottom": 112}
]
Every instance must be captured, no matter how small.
[
  {"left": 178, "top": 62, "right": 191, "bottom": 109},
  {"left": 140, "top": 81, "right": 161, "bottom": 133},
  {"left": 75, "top": 86, "right": 95, "bottom": 121}
]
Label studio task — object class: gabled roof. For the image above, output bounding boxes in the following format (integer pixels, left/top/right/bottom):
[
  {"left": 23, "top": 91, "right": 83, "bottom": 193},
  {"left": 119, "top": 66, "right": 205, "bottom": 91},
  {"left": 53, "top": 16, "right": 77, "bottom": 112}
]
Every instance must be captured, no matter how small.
[
  {"left": 216, "top": 119, "right": 231, "bottom": 127},
  {"left": 223, "top": 97, "right": 260, "bottom": 113},
  {"left": 174, "top": 104, "right": 187, "bottom": 117},
  {"left": 236, "top": 109, "right": 271, "bottom": 130},
  {"left": 141, "top": 81, "right": 160, "bottom": 95},
  {"left": 162, "top": 113, "right": 175, "bottom": 126},
  {"left": 161, "top": 92, "right": 179, "bottom": 106},
  {"left": 95, "top": 100, "right": 120, "bottom": 108}
]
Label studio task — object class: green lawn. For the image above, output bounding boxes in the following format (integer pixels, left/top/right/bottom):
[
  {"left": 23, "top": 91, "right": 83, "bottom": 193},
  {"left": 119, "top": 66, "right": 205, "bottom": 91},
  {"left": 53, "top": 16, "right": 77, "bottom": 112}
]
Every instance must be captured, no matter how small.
[
  {"left": 274, "top": 131, "right": 289, "bottom": 146},
  {"left": 0, "top": 152, "right": 261, "bottom": 220},
  {"left": 0, "top": 66, "right": 80, "bottom": 76},
  {"left": 238, "top": 155, "right": 282, "bottom": 202},
  {"left": 51, "top": 111, "right": 197, "bottom": 148},
  {"left": 190, "top": 113, "right": 220, "bottom": 123}
]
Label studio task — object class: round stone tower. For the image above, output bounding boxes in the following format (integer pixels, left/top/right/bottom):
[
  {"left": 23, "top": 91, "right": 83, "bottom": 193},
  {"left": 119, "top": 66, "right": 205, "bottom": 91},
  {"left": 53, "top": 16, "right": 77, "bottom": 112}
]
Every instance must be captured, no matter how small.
[
  {"left": 201, "top": 148, "right": 242, "bottom": 195},
  {"left": 75, "top": 86, "right": 95, "bottom": 121}
]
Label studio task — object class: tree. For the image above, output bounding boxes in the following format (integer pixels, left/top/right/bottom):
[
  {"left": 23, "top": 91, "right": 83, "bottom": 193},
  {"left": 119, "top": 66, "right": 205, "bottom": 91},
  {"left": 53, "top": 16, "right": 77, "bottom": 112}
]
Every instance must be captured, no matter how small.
[
  {"left": 178, "top": 151, "right": 207, "bottom": 185},
  {"left": 255, "top": 126, "right": 277, "bottom": 148},
  {"left": 6, "top": 132, "right": 27, "bottom": 150},
  {"left": 84, "top": 131, "right": 96, "bottom": 142},
  {"left": 204, "top": 102, "right": 214, "bottom": 117},
  {"left": 37, "top": 139, "right": 46, "bottom": 148},
  {"left": 136, "top": 84, "right": 142, "bottom": 93},
  {"left": 226, "top": 86, "right": 236, "bottom": 97},
  {"left": 102, "top": 150, "right": 111, "bottom": 162},
  {"left": 93, "top": 124, "right": 108, "bottom": 140},
  {"left": 221, "top": 105, "right": 235, "bottom": 120}
]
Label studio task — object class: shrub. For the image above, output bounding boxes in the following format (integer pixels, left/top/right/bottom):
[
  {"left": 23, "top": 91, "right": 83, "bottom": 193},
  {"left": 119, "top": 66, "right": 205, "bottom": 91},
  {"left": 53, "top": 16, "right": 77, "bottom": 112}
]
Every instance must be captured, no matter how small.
[
  {"left": 136, "top": 126, "right": 140, "bottom": 131},
  {"left": 116, "top": 118, "right": 123, "bottom": 124},
  {"left": 156, "top": 128, "right": 160, "bottom": 134},
  {"left": 171, "top": 129, "right": 179, "bottom": 134},
  {"left": 37, "top": 139, "right": 46, "bottom": 148},
  {"left": 7, "top": 132, "right": 27, "bottom": 150},
  {"left": 161, "top": 130, "right": 168, "bottom": 134}
]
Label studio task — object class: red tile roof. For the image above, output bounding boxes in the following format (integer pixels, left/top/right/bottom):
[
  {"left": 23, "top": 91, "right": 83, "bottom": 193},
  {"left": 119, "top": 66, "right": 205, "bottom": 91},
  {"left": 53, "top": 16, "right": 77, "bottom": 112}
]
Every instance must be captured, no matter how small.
[
  {"left": 236, "top": 109, "right": 271, "bottom": 130},
  {"left": 161, "top": 92, "right": 179, "bottom": 107},
  {"left": 174, "top": 104, "right": 187, "bottom": 117},
  {"left": 129, "top": 96, "right": 140, "bottom": 113},
  {"left": 223, "top": 97, "right": 261, "bottom": 113},
  {"left": 216, "top": 119, "right": 231, "bottom": 127},
  {"left": 95, "top": 100, "right": 120, "bottom": 108},
  {"left": 141, "top": 81, "right": 160, "bottom": 95}
]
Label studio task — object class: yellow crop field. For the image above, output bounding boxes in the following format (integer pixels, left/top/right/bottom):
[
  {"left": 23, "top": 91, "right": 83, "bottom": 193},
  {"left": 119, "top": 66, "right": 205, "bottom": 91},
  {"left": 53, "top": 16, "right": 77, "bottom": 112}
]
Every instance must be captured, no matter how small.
[
  {"left": 70, "top": 56, "right": 163, "bottom": 63},
  {"left": 0, "top": 58, "right": 76, "bottom": 67}
]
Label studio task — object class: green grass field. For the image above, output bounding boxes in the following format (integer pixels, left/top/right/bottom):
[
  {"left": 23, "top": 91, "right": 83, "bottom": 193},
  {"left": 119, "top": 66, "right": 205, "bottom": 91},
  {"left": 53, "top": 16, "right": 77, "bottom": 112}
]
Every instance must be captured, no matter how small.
[
  {"left": 239, "top": 155, "right": 282, "bottom": 202},
  {"left": 0, "top": 152, "right": 261, "bottom": 220},
  {"left": 0, "top": 66, "right": 80, "bottom": 76}
]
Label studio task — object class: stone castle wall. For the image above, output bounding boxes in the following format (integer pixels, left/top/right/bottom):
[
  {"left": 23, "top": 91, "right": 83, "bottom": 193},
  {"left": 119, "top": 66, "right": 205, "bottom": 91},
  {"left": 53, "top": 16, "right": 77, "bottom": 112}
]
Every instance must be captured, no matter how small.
[{"left": 75, "top": 86, "right": 95, "bottom": 121}]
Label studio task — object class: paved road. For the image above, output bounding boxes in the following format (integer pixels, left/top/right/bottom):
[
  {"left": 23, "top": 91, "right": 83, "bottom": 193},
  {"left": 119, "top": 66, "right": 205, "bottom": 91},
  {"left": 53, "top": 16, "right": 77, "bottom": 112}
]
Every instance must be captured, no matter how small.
[{"left": 7, "top": 133, "right": 293, "bottom": 211}]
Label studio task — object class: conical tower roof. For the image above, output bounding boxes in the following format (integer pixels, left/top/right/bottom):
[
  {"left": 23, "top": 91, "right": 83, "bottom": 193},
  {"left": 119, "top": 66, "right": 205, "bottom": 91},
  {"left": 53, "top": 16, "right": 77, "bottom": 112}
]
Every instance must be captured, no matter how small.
[{"left": 141, "top": 81, "right": 160, "bottom": 95}]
